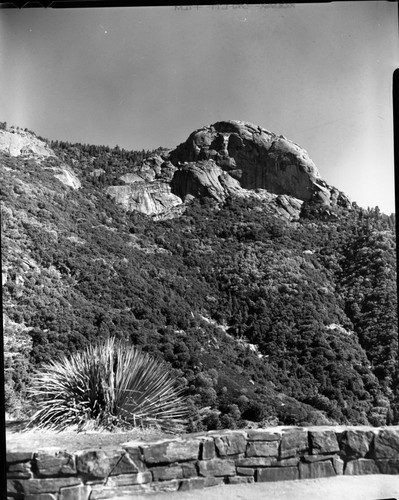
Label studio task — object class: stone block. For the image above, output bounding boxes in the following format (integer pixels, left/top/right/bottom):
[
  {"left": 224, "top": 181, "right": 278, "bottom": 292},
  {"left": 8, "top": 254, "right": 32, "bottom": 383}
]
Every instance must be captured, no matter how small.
[
  {"left": 59, "top": 485, "right": 91, "bottom": 500},
  {"left": 236, "top": 457, "right": 275, "bottom": 467},
  {"left": 25, "top": 495, "right": 57, "bottom": 500},
  {"left": 214, "top": 437, "right": 227, "bottom": 457},
  {"left": 150, "top": 479, "right": 180, "bottom": 492},
  {"left": 181, "top": 462, "right": 198, "bottom": 478},
  {"left": 151, "top": 465, "right": 184, "bottom": 481},
  {"left": 121, "top": 446, "right": 146, "bottom": 471},
  {"left": 237, "top": 467, "right": 255, "bottom": 476},
  {"left": 274, "top": 457, "right": 300, "bottom": 467},
  {"left": 374, "top": 429, "right": 399, "bottom": 459},
  {"left": 15, "top": 477, "right": 82, "bottom": 495},
  {"left": 309, "top": 430, "right": 339, "bottom": 454},
  {"left": 34, "top": 451, "right": 76, "bottom": 477},
  {"left": 105, "top": 471, "right": 152, "bottom": 487},
  {"left": 247, "top": 430, "right": 281, "bottom": 442},
  {"left": 76, "top": 449, "right": 138, "bottom": 479},
  {"left": 340, "top": 430, "right": 374, "bottom": 459},
  {"left": 226, "top": 476, "right": 254, "bottom": 484},
  {"left": 90, "top": 484, "right": 149, "bottom": 499},
  {"left": 201, "top": 438, "right": 216, "bottom": 460},
  {"left": 7, "top": 461, "right": 33, "bottom": 479},
  {"left": 344, "top": 459, "right": 379, "bottom": 475},
  {"left": 179, "top": 477, "right": 223, "bottom": 491},
  {"left": 332, "top": 456, "right": 344, "bottom": 475},
  {"left": 109, "top": 452, "right": 142, "bottom": 475},
  {"left": 376, "top": 459, "right": 399, "bottom": 474},
  {"left": 280, "top": 429, "right": 309, "bottom": 459},
  {"left": 141, "top": 439, "right": 200, "bottom": 464},
  {"left": 75, "top": 450, "right": 111, "bottom": 478},
  {"left": 214, "top": 432, "right": 247, "bottom": 457},
  {"left": 198, "top": 459, "right": 236, "bottom": 477},
  {"left": 299, "top": 461, "right": 335, "bottom": 479},
  {"left": 257, "top": 467, "right": 299, "bottom": 482},
  {"left": 302, "top": 454, "right": 336, "bottom": 463},
  {"left": 246, "top": 441, "right": 279, "bottom": 457},
  {"left": 7, "top": 479, "right": 20, "bottom": 495},
  {"left": 7, "top": 451, "right": 34, "bottom": 463}
]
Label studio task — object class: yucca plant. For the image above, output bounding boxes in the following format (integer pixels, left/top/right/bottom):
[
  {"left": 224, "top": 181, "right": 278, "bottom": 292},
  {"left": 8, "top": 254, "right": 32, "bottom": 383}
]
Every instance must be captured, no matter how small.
[{"left": 28, "top": 337, "right": 191, "bottom": 432}]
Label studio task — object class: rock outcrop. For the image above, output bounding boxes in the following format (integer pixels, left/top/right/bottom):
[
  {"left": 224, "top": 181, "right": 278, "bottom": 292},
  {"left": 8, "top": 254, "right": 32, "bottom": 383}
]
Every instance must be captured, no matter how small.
[
  {"left": 108, "top": 120, "right": 350, "bottom": 217},
  {"left": 0, "top": 129, "right": 53, "bottom": 158},
  {"left": 53, "top": 167, "right": 81, "bottom": 190},
  {"left": 0, "top": 121, "right": 351, "bottom": 217},
  {"left": 168, "top": 120, "right": 350, "bottom": 209},
  {"left": 105, "top": 155, "right": 181, "bottom": 216},
  {"left": 169, "top": 120, "right": 321, "bottom": 202},
  {"left": 106, "top": 181, "right": 182, "bottom": 216},
  {"left": 0, "top": 128, "right": 81, "bottom": 190}
]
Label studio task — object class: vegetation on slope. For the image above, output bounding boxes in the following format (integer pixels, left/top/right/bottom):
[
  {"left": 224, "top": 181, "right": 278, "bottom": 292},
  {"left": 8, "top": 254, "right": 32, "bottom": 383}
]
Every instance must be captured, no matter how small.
[{"left": 2, "top": 134, "right": 397, "bottom": 429}]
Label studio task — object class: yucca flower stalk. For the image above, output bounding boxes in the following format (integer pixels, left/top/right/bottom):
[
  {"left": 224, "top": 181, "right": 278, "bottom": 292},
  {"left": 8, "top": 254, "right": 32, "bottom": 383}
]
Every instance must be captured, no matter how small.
[{"left": 28, "top": 337, "right": 191, "bottom": 432}]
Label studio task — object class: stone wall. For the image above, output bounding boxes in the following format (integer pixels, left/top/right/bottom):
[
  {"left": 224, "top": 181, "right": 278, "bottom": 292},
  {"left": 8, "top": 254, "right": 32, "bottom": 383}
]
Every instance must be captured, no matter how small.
[{"left": 7, "top": 426, "right": 399, "bottom": 499}]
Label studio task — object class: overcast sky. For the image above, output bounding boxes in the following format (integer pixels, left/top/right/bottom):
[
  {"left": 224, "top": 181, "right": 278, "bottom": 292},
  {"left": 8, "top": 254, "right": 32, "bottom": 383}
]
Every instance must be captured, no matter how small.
[{"left": 0, "top": 2, "right": 397, "bottom": 214}]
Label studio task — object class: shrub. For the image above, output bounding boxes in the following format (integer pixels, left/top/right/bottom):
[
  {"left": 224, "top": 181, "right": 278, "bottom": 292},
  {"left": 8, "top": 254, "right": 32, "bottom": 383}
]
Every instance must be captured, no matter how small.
[{"left": 28, "top": 337, "right": 191, "bottom": 432}]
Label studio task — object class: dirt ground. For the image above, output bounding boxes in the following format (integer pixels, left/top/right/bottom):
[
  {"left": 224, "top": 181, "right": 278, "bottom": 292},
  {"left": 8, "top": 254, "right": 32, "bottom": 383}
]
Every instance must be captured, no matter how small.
[{"left": 5, "top": 420, "right": 169, "bottom": 452}]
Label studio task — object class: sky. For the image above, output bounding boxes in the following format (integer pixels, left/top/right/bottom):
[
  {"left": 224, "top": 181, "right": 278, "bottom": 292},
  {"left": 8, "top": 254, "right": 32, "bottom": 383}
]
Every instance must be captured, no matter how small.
[{"left": 0, "top": 2, "right": 397, "bottom": 214}]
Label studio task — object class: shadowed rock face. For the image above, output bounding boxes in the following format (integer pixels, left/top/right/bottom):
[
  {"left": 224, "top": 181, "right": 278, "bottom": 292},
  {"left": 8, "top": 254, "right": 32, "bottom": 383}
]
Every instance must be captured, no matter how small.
[{"left": 169, "top": 120, "right": 321, "bottom": 202}]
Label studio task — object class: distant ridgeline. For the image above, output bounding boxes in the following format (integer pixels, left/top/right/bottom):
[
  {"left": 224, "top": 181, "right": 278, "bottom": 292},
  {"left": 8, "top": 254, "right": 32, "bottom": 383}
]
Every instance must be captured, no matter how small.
[{"left": 1, "top": 121, "right": 397, "bottom": 429}]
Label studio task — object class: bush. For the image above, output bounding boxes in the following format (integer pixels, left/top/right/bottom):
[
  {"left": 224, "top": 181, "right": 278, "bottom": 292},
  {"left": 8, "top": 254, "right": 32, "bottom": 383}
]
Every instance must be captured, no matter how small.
[{"left": 28, "top": 337, "right": 191, "bottom": 431}]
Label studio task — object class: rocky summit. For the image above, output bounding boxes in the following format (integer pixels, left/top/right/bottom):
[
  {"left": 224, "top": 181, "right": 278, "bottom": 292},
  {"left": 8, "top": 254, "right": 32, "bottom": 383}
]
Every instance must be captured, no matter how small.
[
  {"left": 105, "top": 120, "right": 351, "bottom": 219},
  {"left": 170, "top": 120, "right": 321, "bottom": 201}
]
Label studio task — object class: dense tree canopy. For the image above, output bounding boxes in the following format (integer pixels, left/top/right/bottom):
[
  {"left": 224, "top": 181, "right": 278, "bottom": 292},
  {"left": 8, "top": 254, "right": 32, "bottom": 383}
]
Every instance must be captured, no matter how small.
[{"left": 2, "top": 137, "right": 397, "bottom": 428}]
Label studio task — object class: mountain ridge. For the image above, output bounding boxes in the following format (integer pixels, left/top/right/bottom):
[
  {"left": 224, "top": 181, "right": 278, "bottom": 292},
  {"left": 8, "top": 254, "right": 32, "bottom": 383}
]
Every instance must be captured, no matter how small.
[{"left": 1, "top": 121, "right": 397, "bottom": 429}]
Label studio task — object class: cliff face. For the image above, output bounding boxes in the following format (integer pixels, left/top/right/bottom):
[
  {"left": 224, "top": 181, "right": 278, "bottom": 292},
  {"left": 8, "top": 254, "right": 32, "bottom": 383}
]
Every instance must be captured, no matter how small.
[
  {"left": 104, "top": 120, "right": 350, "bottom": 218},
  {"left": 169, "top": 120, "right": 320, "bottom": 202}
]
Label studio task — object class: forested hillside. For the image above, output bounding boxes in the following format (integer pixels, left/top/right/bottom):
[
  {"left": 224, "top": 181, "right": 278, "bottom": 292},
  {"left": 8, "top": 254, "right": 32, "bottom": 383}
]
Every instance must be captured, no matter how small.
[{"left": 2, "top": 125, "right": 397, "bottom": 429}]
